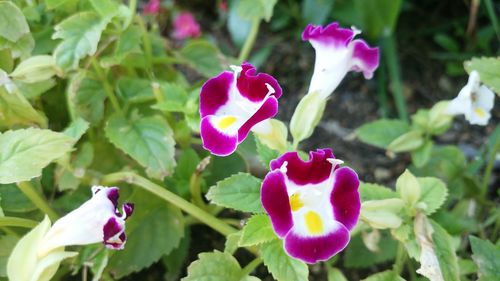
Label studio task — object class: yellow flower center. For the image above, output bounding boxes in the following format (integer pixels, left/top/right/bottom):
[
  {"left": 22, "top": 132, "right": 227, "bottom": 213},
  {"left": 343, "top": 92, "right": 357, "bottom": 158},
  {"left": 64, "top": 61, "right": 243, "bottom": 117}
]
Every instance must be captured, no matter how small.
[
  {"left": 474, "top": 107, "right": 486, "bottom": 117},
  {"left": 289, "top": 193, "right": 304, "bottom": 212},
  {"left": 304, "top": 211, "right": 324, "bottom": 235},
  {"left": 217, "top": 116, "right": 237, "bottom": 130}
]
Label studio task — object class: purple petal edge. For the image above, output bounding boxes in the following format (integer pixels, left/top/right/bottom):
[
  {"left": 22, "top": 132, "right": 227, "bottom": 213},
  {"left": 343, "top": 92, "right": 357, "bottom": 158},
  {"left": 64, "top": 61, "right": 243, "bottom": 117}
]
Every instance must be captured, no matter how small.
[
  {"left": 302, "top": 23, "right": 355, "bottom": 47},
  {"left": 237, "top": 63, "right": 283, "bottom": 102},
  {"left": 238, "top": 96, "right": 278, "bottom": 142},
  {"left": 200, "top": 116, "right": 238, "bottom": 156},
  {"left": 199, "top": 71, "right": 233, "bottom": 117},
  {"left": 351, "top": 40, "right": 380, "bottom": 79},
  {"left": 330, "top": 167, "right": 360, "bottom": 231},
  {"left": 261, "top": 170, "right": 293, "bottom": 238},
  {"left": 284, "top": 222, "right": 350, "bottom": 264}
]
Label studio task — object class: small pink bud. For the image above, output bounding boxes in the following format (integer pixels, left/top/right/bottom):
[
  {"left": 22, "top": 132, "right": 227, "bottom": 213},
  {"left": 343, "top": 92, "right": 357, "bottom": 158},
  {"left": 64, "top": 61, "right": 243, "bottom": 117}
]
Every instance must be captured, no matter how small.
[
  {"left": 173, "top": 12, "right": 201, "bottom": 40},
  {"left": 143, "top": 0, "right": 160, "bottom": 15}
]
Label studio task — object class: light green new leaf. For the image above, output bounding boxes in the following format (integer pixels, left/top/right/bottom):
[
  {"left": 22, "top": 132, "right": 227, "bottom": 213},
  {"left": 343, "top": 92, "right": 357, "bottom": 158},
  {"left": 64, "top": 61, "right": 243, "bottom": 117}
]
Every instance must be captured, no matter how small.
[
  {"left": 52, "top": 12, "right": 109, "bottom": 70},
  {"left": 67, "top": 71, "right": 107, "bottom": 124},
  {"left": 237, "top": 0, "right": 278, "bottom": 22},
  {"left": 429, "top": 219, "right": 460, "bottom": 281},
  {"left": 206, "top": 173, "right": 263, "bottom": 213},
  {"left": 0, "top": 1, "right": 30, "bottom": 42},
  {"left": 182, "top": 251, "right": 250, "bottom": 281},
  {"left": 464, "top": 57, "right": 500, "bottom": 95},
  {"left": 396, "top": 170, "right": 421, "bottom": 207},
  {"left": 261, "top": 240, "right": 309, "bottom": 281},
  {"left": 0, "top": 83, "right": 47, "bottom": 128},
  {"left": 100, "top": 25, "right": 142, "bottom": 67},
  {"left": 225, "top": 232, "right": 242, "bottom": 254},
  {"left": 9, "top": 55, "right": 58, "bottom": 83},
  {"left": 327, "top": 268, "right": 348, "bottom": 281},
  {"left": 417, "top": 177, "right": 447, "bottom": 215},
  {"left": 108, "top": 189, "right": 184, "bottom": 278},
  {"left": 361, "top": 270, "right": 406, "bottom": 281},
  {"left": 387, "top": 130, "right": 424, "bottom": 153},
  {"left": 0, "top": 128, "right": 74, "bottom": 184},
  {"left": 90, "top": 0, "right": 119, "bottom": 18},
  {"left": 359, "top": 182, "right": 397, "bottom": 201},
  {"left": 469, "top": 236, "right": 500, "bottom": 279},
  {"left": 63, "top": 118, "right": 89, "bottom": 141},
  {"left": 239, "top": 214, "right": 277, "bottom": 247},
  {"left": 356, "top": 119, "right": 410, "bottom": 149},
  {"left": 411, "top": 140, "right": 433, "bottom": 168},
  {"left": 105, "top": 114, "right": 176, "bottom": 180}
]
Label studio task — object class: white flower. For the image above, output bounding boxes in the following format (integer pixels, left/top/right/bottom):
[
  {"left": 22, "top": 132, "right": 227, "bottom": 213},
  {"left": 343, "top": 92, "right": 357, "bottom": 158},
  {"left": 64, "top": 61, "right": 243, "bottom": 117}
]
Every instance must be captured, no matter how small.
[
  {"left": 37, "top": 186, "right": 134, "bottom": 257},
  {"left": 447, "top": 71, "right": 495, "bottom": 126}
]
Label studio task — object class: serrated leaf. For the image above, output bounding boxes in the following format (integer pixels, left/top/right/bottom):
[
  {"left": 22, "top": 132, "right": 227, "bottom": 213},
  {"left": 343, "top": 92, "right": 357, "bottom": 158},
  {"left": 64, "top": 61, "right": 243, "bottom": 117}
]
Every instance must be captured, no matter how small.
[
  {"left": 361, "top": 270, "right": 406, "bottom": 281},
  {"left": 225, "top": 232, "right": 242, "bottom": 254},
  {"left": 359, "top": 182, "right": 397, "bottom": 201},
  {"left": 206, "top": 173, "right": 263, "bottom": 213},
  {"left": 469, "top": 236, "right": 500, "bottom": 279},
  {"left": 0, "top": 81, "right": 47, "bottom": 128},
  {"left": 255, "top": 136, "right": 280, "bottom": 167},
  {"left": 179, "top": 40, "right": 224, "bottom": 78},
  {"left": 52, "top": 12, "right": 109, "bottom": 70},
  {"left": 396, "top": 170, "right": 421, "bottom": 207},
  {"left": 464, "top": 57, "right": 500, "bottom": 95},
  {"left": 182, "top": 251, "right": 250, "bottom": 281},
  {"left": 261, "top": 240, "right": 309, "bottom": 281},
  {"left": 356, "top": 119, "right": 410, "bottom": 149},
  {"left": 429, "top": 219, "right": 460, "bottom": 281},
  {"left": 108, "top": 189, "right": 184, "bottom": 278},
  {"left": 417, "top": 177, "right": 447, "bottom": 215},
  {"left": 239, "top": 214, "right": 277, "bottom": 247},
  {"left": 0, "top": 128, "right": 74, "bottom": 184},
  {"left": 105, "top": 114, "right": 176, "bottom": 180},
  {"left": 345, "top": 233, "right": 397, "bottom": 268},
  {"left": 0, "top": 1, "right": 30, "bottom": 43},
  {"left": 67, "top": 71, "right": 107, "bottom": 124},
  {"left": 100, "top": 25, "right": 142, "bottom": 67}
]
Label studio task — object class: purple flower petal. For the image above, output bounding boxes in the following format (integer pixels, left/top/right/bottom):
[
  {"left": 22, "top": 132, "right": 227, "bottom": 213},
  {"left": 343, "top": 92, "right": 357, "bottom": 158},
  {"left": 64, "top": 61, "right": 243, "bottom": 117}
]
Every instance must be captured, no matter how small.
[
  {"left": 351, "top": 40, "right": 380, "bottom": 79},
  {"left": 103, "top": 217, "right": 126, "bottom": 249},
  {"left": 200, "top": 116, "right": 238, "bottom": 156},
  {"left": 237, "top": 63, "right": 283, "bottom": 102},
  {"left": 330, "top": 167, "right": 360, "bottom": 231},
  {"left": 302, "top": 23, "right": 355, "bottom": 47},
  {"left": 123, "top": 203, "right": 134, "bottom": 219},
  {"left": 261, "top": 170, "right": 293, "bottom": 238},
  {"left": 270, "top": 148, "right": 335, "bottom": 185},
  {"left": 284, "top": 221, "right": 350, "bottom": 263},
  {"left": 199, "top": 71, "right": 233, "bottom": 117},
  {"left": 237, "top": 96, "right": 278, "bottom": 142}
]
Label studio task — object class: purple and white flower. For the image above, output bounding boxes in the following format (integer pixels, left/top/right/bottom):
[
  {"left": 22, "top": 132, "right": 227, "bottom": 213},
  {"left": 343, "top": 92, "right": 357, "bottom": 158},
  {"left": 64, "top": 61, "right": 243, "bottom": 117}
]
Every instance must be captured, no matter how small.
[
  {"left": 38, "top": 186, "right": 134, "bottom": 256},
  {"left": 303, "top": 23, "right": 379, "bottom": 98},
  {"left": 261, "top": 148, "right": 360, "bottom": 263},
  {"left": 200, "top": 63, "right": 282, "bottom": 156},
  {"left": 447, "top": 70, "right": 495, "bottom": 126}
]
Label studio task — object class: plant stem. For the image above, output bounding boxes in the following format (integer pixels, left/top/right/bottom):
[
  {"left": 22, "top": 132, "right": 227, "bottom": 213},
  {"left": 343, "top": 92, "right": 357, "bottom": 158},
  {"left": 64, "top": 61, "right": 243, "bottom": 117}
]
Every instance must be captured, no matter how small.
[
  {"left": 0, "top": 216, "right": 39, "bottom": 228},
  {"left": 189, "top": 172, "right": 206, "bottom": 209},
  {"left": 484, "top": 0, "right": 500, "bottom": 40},
  {"left": 382, "top": 34, "right": 408, "bottom": 122},
  {"left": 91, "top": 60, "right": 122, "bottom": 113},
  {"left": 17, "top": 182, "right": 59, "bottom": 221},
  {"left": 238, "top": 19, "right": 261, "bottom": 63},
  {"left": 102, "top": 172, "right": 237, "bottom": 236},
  {"left": 376, "top": 56, "right": 389, "bottom": 118},
  {"left": 481, "top": 137, "right": 500, "bottom": 199},
  {"left": 240, "top": 257, "right": 262, "bottom": 278},
  {"left": 393, "top": 242, "right": 407, "bottom": 275},
  {"left": 136, "top": 16, "right": 153, "bottom": 70},
  {"left": 128, "top": 0, "right": 137, "bottom": 21}
]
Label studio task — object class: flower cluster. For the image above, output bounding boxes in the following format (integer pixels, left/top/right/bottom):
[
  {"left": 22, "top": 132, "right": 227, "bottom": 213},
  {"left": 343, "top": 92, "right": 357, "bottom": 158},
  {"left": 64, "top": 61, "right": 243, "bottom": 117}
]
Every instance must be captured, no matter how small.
[{"left": 198, "top": 22, "right": 372, "bottom": 263}]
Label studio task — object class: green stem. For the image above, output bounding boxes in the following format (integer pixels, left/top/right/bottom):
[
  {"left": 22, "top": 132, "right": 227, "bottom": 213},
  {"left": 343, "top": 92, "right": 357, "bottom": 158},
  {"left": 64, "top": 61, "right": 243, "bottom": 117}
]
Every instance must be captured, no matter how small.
[
  {"left": 382, "top": 34, "right": 408, "bottom": 122},
  {"left": 238, "top": 19, "right": 261, "bottom": 63},
  {"left": 376, "top": 56, "right": 389, "bottom": 118},
  {"left": 484, "top": 0, "right": 500, "bottom": 40},
  {"left": 189, "top": 172, "right": 206, "bottom": 209},
  {"left": 481, "top": 137, "right": 500, "bottom": 198},
  {"left": 393, "top": 242, "right": 407, "bottom": 275},
  {"left": 136, "top": 16, "right": 153, "bottom": 70},
  {"left": 128, "top": 0, "right": 137, "bottom": 21},
  {"left": 91, "top": 60, "right": 122, "bottom": 113},
  {"left": 102, "top": 172, "right": 237, "bottom": 236},
  {"left": 17, "top": 182, "right": 59, "bottom": 221},
  {"left": 240, "top": 257, "right": 262, "bottom": 278},
  {"left": 0, "top": 217, "right": 38, "bottom": 228}
]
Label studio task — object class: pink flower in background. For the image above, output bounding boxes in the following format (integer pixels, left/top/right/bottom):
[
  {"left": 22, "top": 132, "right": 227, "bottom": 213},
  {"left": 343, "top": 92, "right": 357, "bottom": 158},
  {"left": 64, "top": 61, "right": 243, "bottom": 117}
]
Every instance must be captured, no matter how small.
[
  {"left": 143, "top": 0, "right": 160, "bottom": 15},
  {"left": 173, "top": 12, "right": 201, "bottom": 40}
]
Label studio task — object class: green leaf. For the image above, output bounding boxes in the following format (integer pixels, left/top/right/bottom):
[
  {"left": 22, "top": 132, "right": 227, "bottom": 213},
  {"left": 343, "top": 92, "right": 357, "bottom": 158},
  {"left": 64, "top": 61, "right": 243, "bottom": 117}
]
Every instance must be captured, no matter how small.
[
  {"left": 100, "top": 25, "right": 142, "bottom": 67},
  {"left": 327, "top": 268, "right": 348, "bottom": 281},
  {"left": 163, "top": 229, "right": 190, "bottom": 281},
  {"left": 411, "top": 146, "right": 466, "bottom": 181},
  {"left": 0, "top": 33, "right": 34, "bottom": 59},
  {"left": 52, "top": 12, "right": 109, "bottom": 70},
  {"left": 9, "top": 55, "right": 58, "bottom": 83},
  {"left": 90, "top": 0, "right": 119, "bottom": 18},
  {"left": 354, "top": 0, "right": 402, "bottom": 39},
  {"left": 464, "top": 57, "right": 500, "bottom": 95},
  {"left": 387, "top": 130, "right": 424, "bottom": 153},
  {"left": 359, "top": 182, "right": 397, "bottom": 201},
  {"left": 228, "top": 0, "right": 252, "bottom": 47},
  {"left": 356, "top": 119, "right": 410, "bottom": 149},
  {"left": 361, "top": 270, "right": 406, "bottom": 281},
  {"left": 0, "top": 1, "right": 30, "bottom": 43},
  {"left": 67, "top": 71, "right": 107, "bottom": 124},
  {"left": 108, "top": 189, "right": 185, "bottom": 278},
  {"left": 183, "top": 251, "right": 250, "bottom": 281},
  {"left": 63, "top": 118, "right": 90, "bottom": 141},
  {"left": 344, "top": 232, "right": 396, "bottom": 269},
  {"left": 0, "top": 194, "right": 3, "bottom": 216},
  {"left": 261, "top": 240, "right": 309, "bottom": 281},
  {"left": 0, "top": 235, "right": 17, "bottom": 277},
  {"left": 179, "top": 40, "right": 224, "bottom": 78},
  {"left": 301, "top": 0, "right": 333, "bottom": 25},
  {"left": 0, "top": 83, "right": 47, "bottom": 128},
  {"left": 0, "top": 128, "right": 74, "bottom": 184},
  {"left": 396, "top": 169, "right": 421, "bottom": 207},
  {"left": 105, "top": 114, "right": 176, "bottom": 180},
  {"left": 0, "top": 184, "right": 36, "bottom": 212},
  {"left": 237, "top": 0, "right": 278, "bottom": 22},
  {"left": 411, "top": 140, "right": 433, "bottom": 168},
  {"left": 206, "top": 173, "right": 263, "bottom": 213},
  {"left": 417, "top": 177, "right": 447, "bottom": 215},
  {"left": 116, "top": 77, "right": 154, "bottom": 103},
  {"left": 255, "top": 136, "right": 280, "bottom": 167},
  {"left": 45, "top": 0, "right": 76, "bottom": 9},
  {"left": 225, "top": 232, "right": 242, "bottom": 255},
  {"left": 469, "top": 236, "right": 500, "bottom": 279},
  {"left": 429, "top": 219, "right": 460, "bottom": 281},
  {"left": 239, "top": 214, "right": 277, "bottom": 247},
  {"left": 14, "top": 79, "right": 56, "bottom": 99}
]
